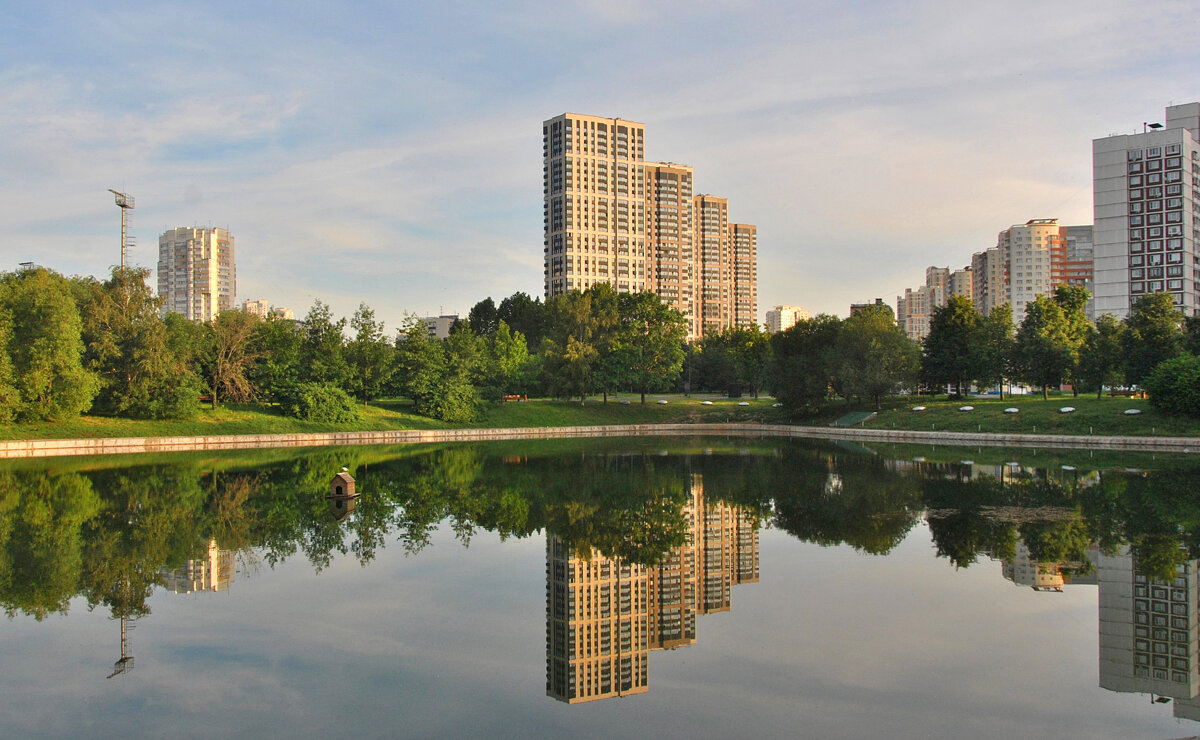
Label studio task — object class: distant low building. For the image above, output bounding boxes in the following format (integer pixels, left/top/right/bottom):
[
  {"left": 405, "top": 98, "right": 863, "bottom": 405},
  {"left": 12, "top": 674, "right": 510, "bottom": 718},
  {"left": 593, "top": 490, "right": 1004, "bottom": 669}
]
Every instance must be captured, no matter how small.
[
  {"left": 850, "top": 298, "right": 891, "bottom": 317},
  {"left": 421, "top": 314, "right": 459, "bottom": 339},
  {"left": 766, "top": 305, "right": 809, "bottom": 333},
  {"left": 242, "top": 298, "right": 270, "bottom": 317}
]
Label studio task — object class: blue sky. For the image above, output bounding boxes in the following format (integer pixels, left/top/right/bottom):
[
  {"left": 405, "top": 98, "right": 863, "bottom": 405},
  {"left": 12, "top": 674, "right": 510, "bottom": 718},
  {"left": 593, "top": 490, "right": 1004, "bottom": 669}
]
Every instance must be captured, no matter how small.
[{"left": 2, "top": 0, "right": 1198, "bottom": 330}]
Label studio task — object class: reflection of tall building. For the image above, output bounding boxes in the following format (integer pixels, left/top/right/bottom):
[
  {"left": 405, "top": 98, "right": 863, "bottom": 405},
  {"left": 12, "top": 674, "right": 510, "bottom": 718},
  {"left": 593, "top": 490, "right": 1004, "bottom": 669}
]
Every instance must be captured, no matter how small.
[
  {"left": 1098, "top": 547, "right": 1200, "bottom": 721},
  {"left": 1001, "top": 540, "right": 1096, "bottom": 592},
  {"left": 545, "top": 537, "right": 650, "bottom": 703},
  {"left": 546, "top": 474, "right": 759, "bottom": 703},
  {"left": 161, "top": 540, "right": 235, "bottom": 594}
]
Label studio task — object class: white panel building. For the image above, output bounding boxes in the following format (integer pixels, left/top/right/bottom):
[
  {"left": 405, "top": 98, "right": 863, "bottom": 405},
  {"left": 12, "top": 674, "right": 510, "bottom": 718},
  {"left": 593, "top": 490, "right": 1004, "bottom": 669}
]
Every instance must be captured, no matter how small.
[{"left": 1093, "top": 103, "right": 1200, "bottom": 319}]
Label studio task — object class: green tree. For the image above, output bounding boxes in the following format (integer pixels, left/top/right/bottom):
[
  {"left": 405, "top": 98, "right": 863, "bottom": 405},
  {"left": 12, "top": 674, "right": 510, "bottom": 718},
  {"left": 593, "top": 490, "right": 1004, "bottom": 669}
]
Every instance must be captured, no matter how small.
[
  {"left": 542, "top": 290, "right": 602, "bottom": 404},
  {"left": 1, "top": 268, "right": 99, "bottom": 420},
  {"left": 467, "top": 297, "right": 500, "bottom": 337},
  {"left": 76, "top": 268, "right": 202, "bottom": 419},
  {"left": 834, "top": 304, "right": 919, "bottom": 410},
  {"left": 1053, "top": 285, "right": 1093, "bottom": 397},
  {"left": 497, "top": 292, "right": 547, "bottom": 347},
  {"left": 394, "top": 317, "right": 447, "bottom": 414},
  {"left": 248, "top": 314, "right": 302, "bottom": 403},
  {"left": 481, "top": 320, "right": 529, "bottom": 399},
  {"left": 922, "top": 295, "right": 979, "bottom": 395},
  {"left": 729, "top": 325, "right": 773, "bottom": 399},
  {"left": 0, "top": 287, "right": 20, "bottom": 422},
  {"left": 612, "top": 292, "right": 687, "bottom": 404},
  {"left": 1143, "top": 353, "right": 1200, "bottom": 416},
  {"left": 1079, "top": 314, "right": 1127, "bottom": 399},
  {"left": 1012, "top": 295, "right": 1072, "bottom": 399},
  {"left": 206, "top": 309, "right": 264, "bottom": 405},
  {"left": 345, "top": 303, "right": 395, "bottom": 405},
  {"left": 972, "top": 303, "right": 1014, "bottom": 399},
  {"left": 767, "top": 314, "right": 842, "bottom": 412},
  {"left": 1124, "top": 292, "right": 1182, "bottom": 386},
  {"left": 299, "top": 300, "right": 349, "bottom": 388}
]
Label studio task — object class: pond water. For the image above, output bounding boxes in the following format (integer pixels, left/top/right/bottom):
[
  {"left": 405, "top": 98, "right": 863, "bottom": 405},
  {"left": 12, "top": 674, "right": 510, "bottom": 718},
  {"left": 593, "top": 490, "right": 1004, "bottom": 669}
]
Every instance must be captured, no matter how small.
[{"left": 3, "top": 436, "right": 1200, "bottom": 739}]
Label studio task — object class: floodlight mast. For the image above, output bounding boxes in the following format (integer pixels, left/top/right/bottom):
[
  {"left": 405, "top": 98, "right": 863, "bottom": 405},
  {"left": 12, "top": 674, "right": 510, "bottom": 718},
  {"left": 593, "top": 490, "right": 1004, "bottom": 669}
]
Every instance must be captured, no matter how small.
[{"left": 108, "top": 189, "right": 135, "bottom": 269}]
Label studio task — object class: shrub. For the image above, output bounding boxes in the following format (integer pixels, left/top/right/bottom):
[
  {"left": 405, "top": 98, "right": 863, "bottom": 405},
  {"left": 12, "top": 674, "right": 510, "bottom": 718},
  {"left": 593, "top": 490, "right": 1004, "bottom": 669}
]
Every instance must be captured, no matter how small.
[
  {"left": 279, "top": 382, "right": 361, "bottom": 423},
  {"left": 1144, "top": 353, "right": 1200, "bottom": 417}
]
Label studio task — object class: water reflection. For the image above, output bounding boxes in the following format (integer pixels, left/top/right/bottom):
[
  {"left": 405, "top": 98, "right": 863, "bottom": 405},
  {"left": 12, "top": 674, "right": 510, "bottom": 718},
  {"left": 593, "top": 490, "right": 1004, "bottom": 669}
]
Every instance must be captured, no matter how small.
[
  {"left": 546, "top": 474, "right": 759, "bottom": 703},
  {"left": 4, "top": 438, "right": 1200, "bottom": 732}
]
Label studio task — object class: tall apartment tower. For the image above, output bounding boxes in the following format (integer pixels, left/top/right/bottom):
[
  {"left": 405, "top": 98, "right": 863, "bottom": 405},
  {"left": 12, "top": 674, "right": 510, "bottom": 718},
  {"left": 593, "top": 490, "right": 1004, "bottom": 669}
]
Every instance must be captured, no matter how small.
[
  {"left": 896, "top": 265, "right": 973, "bottom": 342},
  {"left": 966, "top": 219, "right": 1093, "bottom": 324},
  {"left": 1094, "top": 103, "right": 1200, "bottom": 319},
  {"left": 157, "top": 227, "right": 236, "bottom": 322},
  {"left": 543, "top": 113, "right": 757, "bottom": 339}
]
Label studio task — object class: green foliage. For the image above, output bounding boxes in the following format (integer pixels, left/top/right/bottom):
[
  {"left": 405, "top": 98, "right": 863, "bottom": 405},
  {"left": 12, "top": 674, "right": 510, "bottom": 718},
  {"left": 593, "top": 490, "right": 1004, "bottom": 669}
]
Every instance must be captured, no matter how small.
[
  {"left": 612, "top": 292, "right": 687, "bottom": 403},
  {"left": 279, "top": 381, "right": 362, "bottom": 423},
  {"left": 207, "top": 308, "right": 264, "bottom": 404},
  {"left": 345, "top": 303, "right": 395, "bottom": 404},
  {"left": 299, "top": 300, "right": 350, "bottom": 388},
  {"left": 922, "top": 295, "right": 979, "bottom": 394},
  {"left": 497, "top": 292, "right": 547, "bottom": 347},
  {"left": 768, "top": 314, "right": 842, "bottom": 411},
  {"left": 480, "top": 321, "right": 529, "bottom": 400},
  {"left": 835, "top": 304, "right": 919, "bottom": 409},
  {"left": 1012, "top": 295, "right": 1073, "bottom": 399},
  {"left": 1, "top": 268, "right": 99, "bottom": 421},
  {"left": 467, "top": 297, "right": 499, "bottom": 336},
  {"left": 74, "top": 267, "right": 202, "bottom": 419},
  {"left": 1124, "top": 291, "right": 1182, "bottom": 386},
  {"left": 972, "top": 303, "right": 1014, "bottom": 396},
  {"left": 1144, "top": 353, "right": 1200, "bottom": 416},
  {"left": 249, "top": 314, "right": 302, "bottom": 403},
  {"left": 1079, "top": 314, "right": 1127, "bottom": 399}
]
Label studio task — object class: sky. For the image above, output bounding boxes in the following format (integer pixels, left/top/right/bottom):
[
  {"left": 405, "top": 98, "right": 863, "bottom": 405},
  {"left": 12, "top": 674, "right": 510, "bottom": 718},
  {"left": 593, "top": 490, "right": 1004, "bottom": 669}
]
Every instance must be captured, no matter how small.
[{"left": 2, "top": 0, "right": 1199, "bottom": 332}]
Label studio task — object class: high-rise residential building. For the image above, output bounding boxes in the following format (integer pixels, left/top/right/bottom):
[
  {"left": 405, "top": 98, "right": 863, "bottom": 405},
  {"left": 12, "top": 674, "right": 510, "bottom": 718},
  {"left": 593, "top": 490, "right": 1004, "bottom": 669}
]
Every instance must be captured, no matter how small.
[
  {"left": 160, "top": 540, "right": 235, "bottom": 594},
  {"left": 850, "top": 298, "right": 892, "bottom": 316},
  {"left": 1094, "top": 103, "right": 1200, "bottom": 319},
  {"left": 966, "top": 219, "right": 1094, "bottom": 324},
  {"left": 419, "top": 314, "right": 459, "bottom": 339},
  {"left": 896, "top": 265, "right": 972, "bottom": 341},
  {"left": 543, "top": 113, "right": 757, "bottom": 340},
  {"left": 766, "top": 305, "right": 810, "bottom": 333},
  {"left": 158, "top": 227, "right": 236, "bottom": 322}
]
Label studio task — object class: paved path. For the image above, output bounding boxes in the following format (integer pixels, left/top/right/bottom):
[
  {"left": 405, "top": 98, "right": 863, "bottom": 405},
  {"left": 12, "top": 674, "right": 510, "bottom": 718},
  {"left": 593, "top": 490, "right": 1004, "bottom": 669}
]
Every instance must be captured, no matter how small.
[{"left": 1, "top": 423, "right": 1197, "bottom": 458}]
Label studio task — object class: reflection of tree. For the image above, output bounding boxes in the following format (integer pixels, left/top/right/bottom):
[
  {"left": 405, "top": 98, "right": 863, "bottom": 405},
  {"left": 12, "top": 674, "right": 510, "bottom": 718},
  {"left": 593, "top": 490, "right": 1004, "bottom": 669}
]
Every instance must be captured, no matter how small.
[
  {"left": 9, "top": 440, "right": 1200, "bottom": 622},
  {"left": 771, "top": 452, "right": 923, "bottom": 555},
  {"left": 0, "top": 471, "right": 100, "bottom": 619}
]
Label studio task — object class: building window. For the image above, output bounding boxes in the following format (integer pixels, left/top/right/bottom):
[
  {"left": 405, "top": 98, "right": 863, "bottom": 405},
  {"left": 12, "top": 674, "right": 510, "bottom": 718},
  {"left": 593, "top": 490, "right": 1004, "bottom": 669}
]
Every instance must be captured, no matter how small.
[
  {"left": 1131, "top": 175, "right": 1144, "bottom": 186},
  {"left": 1168, "top": 238, "right": 1183, "bottom": 250},
  {"left": 1131, "top": 215, "right": 1144, "bottom": 226},
  {"left": 1130, "top": 162, "right": 1144, "bottom": 173},
  {"left": 1132, "top": 282, "right": 1146, "bottom": 293},
  {"left": 1149, "top": 240, "right": 1164, "bottom": 251},
  {"left": 1169, "top": 279, "right": 1183, "bottom": 290},
  {"left": 1130, "top": 188, "right": 1144, "bottom": 200},
  {"left": 1132, "top": 268, "right": 1145, "bottom": 280},
  {"left": 1168, "top": 264, "right": 1184, "bottom": 276}
]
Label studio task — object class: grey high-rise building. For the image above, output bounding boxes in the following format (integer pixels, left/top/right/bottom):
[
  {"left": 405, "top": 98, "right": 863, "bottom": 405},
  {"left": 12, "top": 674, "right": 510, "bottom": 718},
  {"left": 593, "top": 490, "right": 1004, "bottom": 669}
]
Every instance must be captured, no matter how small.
[{"left": 1093, "top": 103, "right": 1200, "bottom": 319}]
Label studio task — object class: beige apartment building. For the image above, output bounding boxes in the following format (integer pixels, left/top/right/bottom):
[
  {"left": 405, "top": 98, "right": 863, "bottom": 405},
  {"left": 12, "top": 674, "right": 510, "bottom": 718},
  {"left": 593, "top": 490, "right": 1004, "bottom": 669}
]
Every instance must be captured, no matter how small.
[
  {"left": 545, "top": 474, "right": 759, "bottom": 703},
  {"left": 158, "top": 226, "right": 236, "bottom": 322},
  {"left": 543, "top": 113, "right": 757, "bottom": 339},
  {"left": 766, "top": 305, "right": 810, "bottom": 333},
  {"left": 896, "top": 265, "right": 972, "bottom": 342}
]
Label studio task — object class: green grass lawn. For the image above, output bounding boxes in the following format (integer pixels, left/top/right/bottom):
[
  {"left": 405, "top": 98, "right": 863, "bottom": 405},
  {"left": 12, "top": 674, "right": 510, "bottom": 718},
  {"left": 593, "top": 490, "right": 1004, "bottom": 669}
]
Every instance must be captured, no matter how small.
[
  {"left": 1, "top": 391, "right": 1195, "bottom": 441},
  {"left": 0, "top": 395, "right": 783, "bottom": 440},
  {"left": 857, "top": 393, "right": 1194, "bottom": 437}
]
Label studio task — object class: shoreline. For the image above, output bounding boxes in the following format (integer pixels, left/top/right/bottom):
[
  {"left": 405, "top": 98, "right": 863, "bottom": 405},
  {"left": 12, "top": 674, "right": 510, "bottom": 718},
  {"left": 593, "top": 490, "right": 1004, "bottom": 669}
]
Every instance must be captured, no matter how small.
[{"left": 2, "top": 422, "right": 1198, "bottom": 459}]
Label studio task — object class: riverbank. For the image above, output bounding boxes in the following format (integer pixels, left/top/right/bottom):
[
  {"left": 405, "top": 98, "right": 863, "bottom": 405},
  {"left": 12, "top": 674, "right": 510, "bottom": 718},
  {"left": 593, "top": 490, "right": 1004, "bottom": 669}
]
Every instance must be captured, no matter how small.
[{"left": 4, "top": 421, "right": 1198, "bottom": 459}]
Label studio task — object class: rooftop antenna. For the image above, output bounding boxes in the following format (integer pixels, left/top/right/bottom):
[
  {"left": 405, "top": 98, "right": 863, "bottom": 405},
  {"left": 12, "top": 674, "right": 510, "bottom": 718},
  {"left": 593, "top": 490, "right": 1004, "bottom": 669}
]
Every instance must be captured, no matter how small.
[{"left": 108, "top": 189, "right": 135, "bottom": 269}]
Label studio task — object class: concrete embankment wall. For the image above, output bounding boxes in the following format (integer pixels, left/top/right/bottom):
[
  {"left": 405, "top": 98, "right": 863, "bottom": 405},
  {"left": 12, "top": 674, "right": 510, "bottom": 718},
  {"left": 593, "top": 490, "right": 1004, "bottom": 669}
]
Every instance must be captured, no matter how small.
[{"left": 0, "top": 424, "right": 1197, "bottom": 459}]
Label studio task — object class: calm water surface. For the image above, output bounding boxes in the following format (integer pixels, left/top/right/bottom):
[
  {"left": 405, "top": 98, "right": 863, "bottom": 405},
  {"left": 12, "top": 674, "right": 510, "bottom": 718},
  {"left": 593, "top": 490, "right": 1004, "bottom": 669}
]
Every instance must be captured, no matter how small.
[{"left": 3, "top": 437, "right": 1200, "bottom": 738}]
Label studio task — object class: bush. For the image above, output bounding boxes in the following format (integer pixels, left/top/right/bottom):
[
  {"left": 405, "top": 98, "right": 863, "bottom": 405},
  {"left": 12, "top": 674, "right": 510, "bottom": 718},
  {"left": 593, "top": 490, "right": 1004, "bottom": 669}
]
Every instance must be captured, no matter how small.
[
  {"left": 279, "top": 382, "right": 361, "bottom": 423},
  {"left": 1144, "top": 353, "right": 1200, "bottom": 416}
]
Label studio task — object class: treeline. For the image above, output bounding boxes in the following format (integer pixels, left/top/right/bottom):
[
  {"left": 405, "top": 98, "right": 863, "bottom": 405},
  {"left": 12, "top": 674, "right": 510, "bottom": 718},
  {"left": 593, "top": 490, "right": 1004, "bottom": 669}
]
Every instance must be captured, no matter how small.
[
  {"left": 922, "top": 287, "right": 1200, "bottom": 410},
  {"left": 0, "top": 268, "right": 701, "bottom": 424}
]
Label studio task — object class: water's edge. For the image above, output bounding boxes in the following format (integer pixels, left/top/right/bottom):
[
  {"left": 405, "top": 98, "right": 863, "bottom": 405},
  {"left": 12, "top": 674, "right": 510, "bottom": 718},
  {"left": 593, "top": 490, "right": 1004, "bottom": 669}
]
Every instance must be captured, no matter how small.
[{"left": 1, "top": 423, "right": 1197, "bottom": 458}]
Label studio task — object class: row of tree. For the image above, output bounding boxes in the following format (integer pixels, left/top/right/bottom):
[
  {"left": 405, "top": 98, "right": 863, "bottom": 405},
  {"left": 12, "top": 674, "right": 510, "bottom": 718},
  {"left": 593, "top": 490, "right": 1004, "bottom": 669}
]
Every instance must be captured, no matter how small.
[{"left": 923, "top": 287, "right": 1198, "bottom": 401}]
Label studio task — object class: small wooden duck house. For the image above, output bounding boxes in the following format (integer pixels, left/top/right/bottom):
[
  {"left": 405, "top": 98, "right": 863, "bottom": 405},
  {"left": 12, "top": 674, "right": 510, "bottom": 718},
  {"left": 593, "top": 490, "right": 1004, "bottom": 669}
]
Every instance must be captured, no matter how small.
[{"left": 329, "top": 471, "right": 356, "bottom": 498}]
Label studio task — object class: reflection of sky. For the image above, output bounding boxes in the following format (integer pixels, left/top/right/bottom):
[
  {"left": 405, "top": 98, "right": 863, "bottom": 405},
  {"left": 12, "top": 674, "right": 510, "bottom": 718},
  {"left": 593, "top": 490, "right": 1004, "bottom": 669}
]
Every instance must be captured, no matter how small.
[{"left": 0, "top": 524, "right": 1186, "bottom": 739}]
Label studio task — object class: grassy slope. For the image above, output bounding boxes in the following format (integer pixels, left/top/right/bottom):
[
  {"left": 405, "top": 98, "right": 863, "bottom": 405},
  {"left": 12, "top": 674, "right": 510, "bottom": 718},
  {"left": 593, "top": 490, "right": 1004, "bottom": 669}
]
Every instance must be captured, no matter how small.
[{"left": 1, "top": 392, "right": 1196, "bottom": 441}]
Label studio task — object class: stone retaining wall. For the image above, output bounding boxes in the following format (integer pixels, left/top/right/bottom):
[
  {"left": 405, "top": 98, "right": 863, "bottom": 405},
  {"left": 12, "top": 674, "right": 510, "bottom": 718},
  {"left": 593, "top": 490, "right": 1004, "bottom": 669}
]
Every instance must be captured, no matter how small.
[{"left": 0, "top": 424, "right": 1196, "bottom": 459}]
